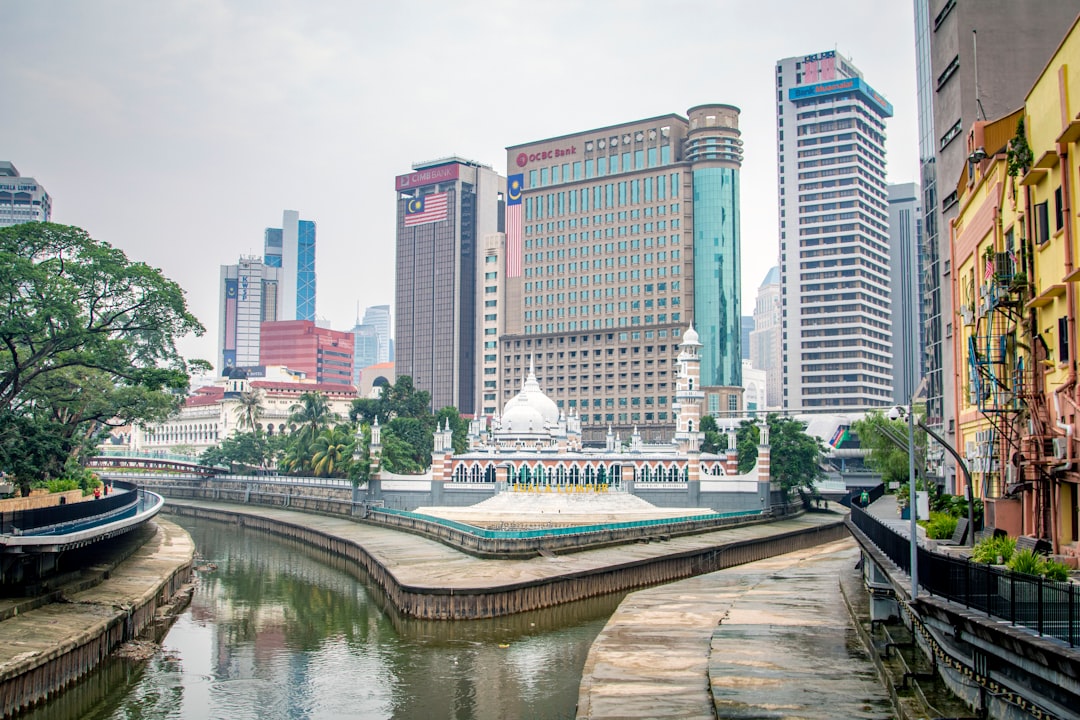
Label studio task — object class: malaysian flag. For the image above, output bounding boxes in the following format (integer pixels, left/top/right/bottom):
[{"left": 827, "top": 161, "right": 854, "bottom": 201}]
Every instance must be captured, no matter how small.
[
  {"left": 984, "top": 254, "right": 994, "bottom": 281},
  {"left": 506, "top": 174, "right": 523, "bottom": 278},
  {"left": 404, "top": 192, "right": 449, "bottom": 227}
]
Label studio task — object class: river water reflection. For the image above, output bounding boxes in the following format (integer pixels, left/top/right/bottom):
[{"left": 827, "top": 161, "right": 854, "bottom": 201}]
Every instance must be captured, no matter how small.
[{"left": 26, "top": 517, "right": 624, "bottom": 720}]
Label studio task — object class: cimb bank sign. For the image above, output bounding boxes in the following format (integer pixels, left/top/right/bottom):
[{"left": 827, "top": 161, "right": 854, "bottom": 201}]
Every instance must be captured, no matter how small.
[{"left": 395, "top": 164, "right": 461, "bottom": 191}]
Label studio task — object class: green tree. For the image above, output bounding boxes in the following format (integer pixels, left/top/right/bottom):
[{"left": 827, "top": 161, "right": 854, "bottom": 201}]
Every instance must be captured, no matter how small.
[
  {"left": 288, "top": 391, "right": 338, "bottom": 446},
  {"left": 769, "top": 415, "right": 827, "bottom": 501},
  {"left": 699, "top": 414, "right": 722, "bottom": 454},
  {"left": 310, "top": 425, "right": 353, "bottom": 477},
  {"left": 0, "top": 223, "right": 204, "bottom": 411},
  {"left": 234, "top": 388, "right": 265, "bottom": 432},
  {"left": 379, "top": 425, "right": 425, "bottom": 474},
  {"left": 851, "top": 410, "right": 925, "bottom": 488},
  {"left": 434, "top": 406, "right": 468, "bottom": 454},
  {"left": 735, "top": 419, "right": 760, "bottom": 474},
  {"left": 200, "top": 430, "right": 283, "bottom": 472},
  {"left": 0, "top": 223, "right": 205, "bottom": 492},
  {"left": 735, "top": 415, "right": 826, "bottom": 499}
]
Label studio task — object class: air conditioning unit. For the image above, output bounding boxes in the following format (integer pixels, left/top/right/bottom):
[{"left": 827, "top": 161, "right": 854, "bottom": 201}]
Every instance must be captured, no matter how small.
[{"left": 1052, "top": 437, "right": 1069, "bottom": 460}]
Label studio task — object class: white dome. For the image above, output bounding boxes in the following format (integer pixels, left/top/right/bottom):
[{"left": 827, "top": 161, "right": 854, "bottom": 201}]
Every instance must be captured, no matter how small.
[
  {"left": 502, "top": 400, "right": 546, "bottom": 433},
  {"left": 500, "top": 362, "right": 560, "bottom": 429},
  {"left": 681, "top": 322, "right": 700, "bottom": 346}
]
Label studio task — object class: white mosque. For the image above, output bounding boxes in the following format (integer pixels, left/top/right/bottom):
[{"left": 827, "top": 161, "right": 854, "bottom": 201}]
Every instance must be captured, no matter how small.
[{"left": 367, "top": 324, "right": 770, "bottom": 505}]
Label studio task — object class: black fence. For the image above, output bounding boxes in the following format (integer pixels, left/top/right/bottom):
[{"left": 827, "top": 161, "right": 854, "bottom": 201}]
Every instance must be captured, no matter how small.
[
  {"left": 0, "top": 480, "right": 138, "bottom": 535},
  {"left": 851, "top": 502, "right": 1079, "bottom": 647}
]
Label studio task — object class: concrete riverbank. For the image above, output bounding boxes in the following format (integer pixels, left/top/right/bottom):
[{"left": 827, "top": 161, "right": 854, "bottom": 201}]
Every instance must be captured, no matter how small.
[
  {"left": 577, "top": 538, "right": 895, "bottom": 719},
  {"left": 0, "top": 519, "right": 193, "bottom": 719},
  {"left": 162, "top": 499, "right": 848, "bottom": 620}
]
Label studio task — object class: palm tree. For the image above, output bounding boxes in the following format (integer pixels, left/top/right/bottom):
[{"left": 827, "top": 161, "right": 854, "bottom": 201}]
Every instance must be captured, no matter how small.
[
  {"left": 234, "top": 388, "right": 265, "bottom": 432},
  {"left": 288, "top": 391, "right": 337, "bottom": 445},
  {"left": 310, "top": 425, "right": 353, "bottom": 477}
]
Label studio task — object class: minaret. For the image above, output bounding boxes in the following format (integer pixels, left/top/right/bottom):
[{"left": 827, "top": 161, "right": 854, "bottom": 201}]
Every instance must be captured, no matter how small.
[
  {"left": 369, "top": 417, "right": 382, "bottom": 476},
  {"left": 674, "top": 322, "right": 705, "bottom": 453}
]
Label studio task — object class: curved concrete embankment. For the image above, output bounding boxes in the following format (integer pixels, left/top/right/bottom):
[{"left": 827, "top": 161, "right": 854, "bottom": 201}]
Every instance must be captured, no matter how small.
[
  {"left": 162, "top": 500, "right": 848, "bottom": 621},
  {"left": 0, "top": 519, "right": 193, "bottom": 719},
  {"left": 576, "top": 538, "right": 894, "bottom": 720}
]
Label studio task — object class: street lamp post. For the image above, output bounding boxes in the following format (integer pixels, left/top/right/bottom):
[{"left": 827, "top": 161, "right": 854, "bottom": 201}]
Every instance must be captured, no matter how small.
[
  {"left": 890, "top": 403, "right": 919, "bottom": 599},
  {"left": 905, "top": 404, "right": 918, "bottom": 600}
]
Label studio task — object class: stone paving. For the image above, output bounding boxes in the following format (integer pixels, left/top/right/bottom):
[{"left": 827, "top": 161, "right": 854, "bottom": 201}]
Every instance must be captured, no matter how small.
[{"left": 577, "top": 536, "right": 894, "bottom": 720}]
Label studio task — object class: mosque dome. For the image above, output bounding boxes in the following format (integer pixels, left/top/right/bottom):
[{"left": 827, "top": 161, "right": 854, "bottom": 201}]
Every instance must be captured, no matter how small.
[
  {"left": 500, "top": 361, "right": 560, "bottom": 432},
  {"left": 682, "top": 322, "right": 701, "bottom": 346}
]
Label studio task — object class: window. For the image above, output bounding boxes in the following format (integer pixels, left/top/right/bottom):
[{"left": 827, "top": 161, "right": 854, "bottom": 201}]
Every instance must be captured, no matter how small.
[
  {"left": 1036, "top": 201, "right": 1050, "bottom": 244},
  {"left": 1061, "top": 316, "right": 1071, "bottom": 363},
  {"left": 1055, "top": 187, "right": 1064, "bottom": 231},
  {"left": 940, "top": 119, "right": 962, "bottom": 151}
]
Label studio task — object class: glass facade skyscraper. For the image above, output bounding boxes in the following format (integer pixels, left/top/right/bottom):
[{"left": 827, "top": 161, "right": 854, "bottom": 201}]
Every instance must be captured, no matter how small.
[{"left": 264, "top": 210, "right": 316, "bottom": 322}]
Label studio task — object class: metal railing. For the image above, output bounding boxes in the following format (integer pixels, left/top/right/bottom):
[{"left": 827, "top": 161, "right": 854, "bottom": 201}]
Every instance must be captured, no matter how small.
[{"left": 851, "top": 503, "right": 1079, "bottom": 647}]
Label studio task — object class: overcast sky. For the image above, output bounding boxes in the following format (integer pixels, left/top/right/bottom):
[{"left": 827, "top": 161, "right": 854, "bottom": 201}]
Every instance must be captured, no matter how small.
[{"left": 2, "top": 1, "right": 919, "bottom": 365}]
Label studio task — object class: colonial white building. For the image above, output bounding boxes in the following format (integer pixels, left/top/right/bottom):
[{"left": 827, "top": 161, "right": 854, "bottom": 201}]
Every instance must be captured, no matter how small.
[{"left": 131, "top": 366, "right": 356, "bottom": 455}]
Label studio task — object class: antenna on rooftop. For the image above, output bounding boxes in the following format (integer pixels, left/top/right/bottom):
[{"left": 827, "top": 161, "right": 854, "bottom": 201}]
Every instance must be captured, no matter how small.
[{"left": 974, "top": 29, "right": 987, "bottom": 121}]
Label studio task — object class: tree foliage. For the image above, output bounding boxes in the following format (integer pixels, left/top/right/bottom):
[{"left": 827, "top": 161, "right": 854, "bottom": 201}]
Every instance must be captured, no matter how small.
[
  {"left": 310, "top": 425, "right": 353, "bottom": 477},
  {"left": 735, "top": 415, "right": 826, "bottom": 498},
  {"left": 699, "top": 414, "right": 722, "bottom": 454},
  {"left": 0, "top": 223, "right": 206, "bottom": 492},
  {"left": 767, "top": 415, "right": 827, "bottom": 499},
  {"left": 851, "top": 410, "right": 924, "bottom": 488},
  {"left": 288, "top": 391, "right": 338, "bottom": 446}
]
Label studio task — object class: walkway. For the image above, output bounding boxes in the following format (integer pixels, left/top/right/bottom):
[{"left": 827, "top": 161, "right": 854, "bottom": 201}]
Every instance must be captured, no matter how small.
[
  {"left": 576, "top": 536, "right": 894, "bottom": 719},
  {"left": 0, "top": 519, "right": 193, "bottom": 717},
  {"left": 163, "top": 499, "right": 841, "bottom": 594}
]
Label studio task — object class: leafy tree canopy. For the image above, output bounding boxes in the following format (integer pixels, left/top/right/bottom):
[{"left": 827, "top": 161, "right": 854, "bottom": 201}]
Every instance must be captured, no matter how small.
[
  {"left": 735, "top": 415, "right": 826, "bottom": 498},
  {"left": 699, "top": 414, "right": 722, "bottom": 454},
  {"left": 0, "top": 223, "right": 206, "bottom": 492}
]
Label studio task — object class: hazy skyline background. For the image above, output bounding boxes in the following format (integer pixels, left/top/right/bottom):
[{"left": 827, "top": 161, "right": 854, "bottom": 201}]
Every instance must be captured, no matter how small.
[{"left": 1, "top": 1, "right": 920, "bottom": 366}]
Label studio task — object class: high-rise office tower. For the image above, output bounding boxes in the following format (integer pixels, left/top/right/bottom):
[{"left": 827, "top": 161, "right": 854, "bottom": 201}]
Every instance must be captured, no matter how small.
[
  {"left": 395, "top": 157, "right": 504, "bottom": 416},
  {"left": 350, "top": 323, "right": 380, "bottom": 387},
  {"left": 502, "top": 105, "right": 744, "bottom": 442},
  {"left": 259, "top": 320, "right": 353, "bottom": 386},
  {"left": 915, "top": 0, "right": 1080, "bottom": 488},
  {"left": 362, "top": 305, "right": 392, "bottom": 364},
  {"left": 776, "top": 51, "right": 894, "bottom": 412},
  {"left": 218, "top": 256, "right": 281, "bottom": 372},
  {"left": 888, "top": 182, "right": 924, "bottom": 405},
  {"left": 750, "top": 266, "right": 782, "bottom": 410},
  {"left": 265, "top": 210, "right": 316, "bottom": 322},
  {"left": 0, "top": 162, "right": 51, "bottom": 226}
]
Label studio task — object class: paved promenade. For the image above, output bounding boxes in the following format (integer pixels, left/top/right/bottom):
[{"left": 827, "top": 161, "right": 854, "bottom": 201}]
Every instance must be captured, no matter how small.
[
  {"left": 577, "top": 536, "right": 894, "bottom": 719},
  {"left": 163, "top": 499, "right": 844, "bottom": 593},
  {"left": 0, "top": 519, "right": 193, "bottom": 717}
]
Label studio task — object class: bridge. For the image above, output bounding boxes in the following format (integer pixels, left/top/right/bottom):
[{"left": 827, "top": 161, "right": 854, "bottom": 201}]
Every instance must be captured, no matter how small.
[
  {"left": 86, "top": 454, "right": 225, "bottom": 477},
  {"left": 0, "top": 479, "right": 165, "bottom": 588}
]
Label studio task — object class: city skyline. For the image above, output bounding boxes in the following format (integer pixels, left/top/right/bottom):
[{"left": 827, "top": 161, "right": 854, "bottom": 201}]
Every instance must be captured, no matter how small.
[{"left": 0, "top": 2, "right": 920, "bottom": 366}]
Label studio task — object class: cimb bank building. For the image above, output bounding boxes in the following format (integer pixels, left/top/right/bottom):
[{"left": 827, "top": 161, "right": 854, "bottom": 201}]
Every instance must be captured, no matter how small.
[{"left": 500, "top": 106, "right": 745, "bottom": 444}]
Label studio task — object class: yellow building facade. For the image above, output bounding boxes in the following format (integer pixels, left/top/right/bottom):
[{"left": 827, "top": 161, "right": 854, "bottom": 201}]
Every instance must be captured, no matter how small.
[{"left": 951, "top": 16, "right": 1080, "bottom": 559}]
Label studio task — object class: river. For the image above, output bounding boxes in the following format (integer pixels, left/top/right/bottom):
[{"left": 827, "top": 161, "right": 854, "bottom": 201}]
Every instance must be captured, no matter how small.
[{"left": 24, "top": 516, "right": 624, "bottom": 720}]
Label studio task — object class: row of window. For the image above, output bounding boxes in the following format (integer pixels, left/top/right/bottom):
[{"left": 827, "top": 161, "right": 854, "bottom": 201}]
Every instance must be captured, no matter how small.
[
  {"left": 524, "top": 314, "right": 681, "bottom": 333},
  {"left": 524, "top": 174, "right": 681, "bottom": 219},
  {"left": 527, "top": 146, "right": 674, "bottom": 189}
]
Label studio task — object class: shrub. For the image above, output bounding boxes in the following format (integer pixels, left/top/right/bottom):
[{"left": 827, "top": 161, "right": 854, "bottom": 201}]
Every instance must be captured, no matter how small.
[
  {"left": 924, "top": 512, "right": 958, "bottom": 540},
  {"left": 1042, "top": 559, "right": 1071, "bottom": 582},
  {"left": 1005, "top": 549, "right": 1072, "bottom": 581},
  {"left": 972, "top": 535, "right": 1016, "bottom": 564},
  {"left": 44, "top": 478, "right": 79, "bottom": 493},
  {"left": 1007, "top": 549, "right": 1044, "bottom": 576}
]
